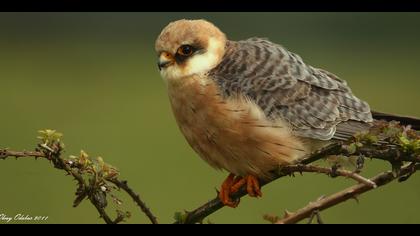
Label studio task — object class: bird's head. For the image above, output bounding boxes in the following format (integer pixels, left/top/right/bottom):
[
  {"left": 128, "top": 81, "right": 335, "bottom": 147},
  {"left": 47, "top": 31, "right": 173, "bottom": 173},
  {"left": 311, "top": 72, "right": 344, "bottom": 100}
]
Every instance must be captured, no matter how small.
[{"left": 155, "top": 19, "right": 227, "bottom": 82}]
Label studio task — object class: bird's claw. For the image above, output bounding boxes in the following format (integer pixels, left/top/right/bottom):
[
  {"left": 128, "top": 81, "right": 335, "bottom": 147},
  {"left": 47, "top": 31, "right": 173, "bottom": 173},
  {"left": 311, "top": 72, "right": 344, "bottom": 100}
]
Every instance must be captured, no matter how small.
[{"left": 218, "top": 173, "right": 262, "bottom": 208}]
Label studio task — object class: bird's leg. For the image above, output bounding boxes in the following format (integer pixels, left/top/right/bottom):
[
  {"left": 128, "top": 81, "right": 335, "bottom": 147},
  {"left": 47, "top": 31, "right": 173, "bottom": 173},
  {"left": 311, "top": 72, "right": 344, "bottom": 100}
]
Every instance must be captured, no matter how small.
[
  {"left": 230, "top": 176, "right": 247, "bottom": 193},
  {"left": 219, "top": 173, "right": 240, "bottom": 208},
  {"left": 231, "top": 175, "right": 262, "bottom": 198},
  {"left": 219, "top": 174, "right": 262, "bottom": 208},
  {"left": 247, "top": 175, "right": 262, "bottom": 197}
]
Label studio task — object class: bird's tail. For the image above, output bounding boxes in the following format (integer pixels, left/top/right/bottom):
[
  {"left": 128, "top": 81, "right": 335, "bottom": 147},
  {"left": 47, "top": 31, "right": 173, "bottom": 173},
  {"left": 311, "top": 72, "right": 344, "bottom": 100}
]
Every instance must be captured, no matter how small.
[{"left": 372, "top": 111, "right": 420, "bottom": 130}]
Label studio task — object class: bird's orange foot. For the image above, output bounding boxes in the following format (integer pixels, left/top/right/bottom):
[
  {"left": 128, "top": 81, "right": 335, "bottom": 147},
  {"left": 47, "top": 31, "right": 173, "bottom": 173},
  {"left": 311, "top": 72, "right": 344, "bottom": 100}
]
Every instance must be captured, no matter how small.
[
  {"left": 218, "top": 173, "right": 262, "bottom": 208},
  {"left": 218, "top": 173, "right": 240, "bottom": 208},
  {"left": 231, "top": 175, "right": 262, "bottom": 198}
]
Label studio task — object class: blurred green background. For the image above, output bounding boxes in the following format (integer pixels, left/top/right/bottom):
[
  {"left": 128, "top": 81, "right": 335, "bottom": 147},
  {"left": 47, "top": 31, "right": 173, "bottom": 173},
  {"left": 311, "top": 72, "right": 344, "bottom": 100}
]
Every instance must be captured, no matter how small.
[{"left": 0, "top": 12, "right": 419, "bottom": 224}]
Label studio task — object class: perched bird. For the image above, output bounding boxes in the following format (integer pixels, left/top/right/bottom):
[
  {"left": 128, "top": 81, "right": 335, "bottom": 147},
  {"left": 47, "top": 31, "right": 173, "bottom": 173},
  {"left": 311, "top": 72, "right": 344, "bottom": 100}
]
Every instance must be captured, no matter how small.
[{"left": 154, "top": 19, "right": 412, "bottom": 207}]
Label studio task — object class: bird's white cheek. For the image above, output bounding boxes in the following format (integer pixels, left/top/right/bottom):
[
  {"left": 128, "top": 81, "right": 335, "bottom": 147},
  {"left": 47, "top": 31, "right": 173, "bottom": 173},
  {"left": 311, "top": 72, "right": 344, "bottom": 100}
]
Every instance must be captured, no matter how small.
[
  {"left": 159, "top": 53, "right": 217, "bottom": 81},
  {"left": 184, "top": 37, "right": 223, "bottom": 76},
  {"left": 184, "top": 53, "right": 217, "bottom": 75}
]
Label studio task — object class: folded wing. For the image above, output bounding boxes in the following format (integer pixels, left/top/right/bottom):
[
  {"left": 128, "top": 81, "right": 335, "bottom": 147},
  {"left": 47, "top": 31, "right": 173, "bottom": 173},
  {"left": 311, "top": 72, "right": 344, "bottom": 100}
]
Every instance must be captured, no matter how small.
[{"left": 209, "top": 38, "right": 373, "bottom": 141}]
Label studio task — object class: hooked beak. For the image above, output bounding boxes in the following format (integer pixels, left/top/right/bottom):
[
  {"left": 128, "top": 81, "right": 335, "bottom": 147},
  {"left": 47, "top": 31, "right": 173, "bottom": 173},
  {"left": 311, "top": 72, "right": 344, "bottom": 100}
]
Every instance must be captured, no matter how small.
[{"left": 158, "top": 52, "right": 174, "bottom": 71}]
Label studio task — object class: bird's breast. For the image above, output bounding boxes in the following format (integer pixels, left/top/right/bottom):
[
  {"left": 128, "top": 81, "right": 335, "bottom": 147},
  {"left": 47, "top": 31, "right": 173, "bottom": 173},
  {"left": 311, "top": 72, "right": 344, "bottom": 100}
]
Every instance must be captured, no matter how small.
[{"left": 166, "top": 75, "right": 308, "bottom": 178}]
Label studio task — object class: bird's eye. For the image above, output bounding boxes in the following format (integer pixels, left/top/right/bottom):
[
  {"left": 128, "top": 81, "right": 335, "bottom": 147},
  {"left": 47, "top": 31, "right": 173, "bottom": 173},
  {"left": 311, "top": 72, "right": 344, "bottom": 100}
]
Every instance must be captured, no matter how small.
[{"left": 177, "top": 45, "right": 194, "bottom": 57}]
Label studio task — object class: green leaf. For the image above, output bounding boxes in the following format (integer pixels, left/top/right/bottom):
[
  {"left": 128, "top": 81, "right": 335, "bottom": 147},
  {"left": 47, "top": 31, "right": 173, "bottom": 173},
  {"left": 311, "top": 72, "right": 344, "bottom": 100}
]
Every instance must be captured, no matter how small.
[
  {"left": 345, "top": 143, "right": 357, "bottom": 155},
  {"left": 37, "top": 129, "right": 63, "bottom": 146},
  {"left": 80, "top": 150, "right": 89, "bottom": 159},
  {"left": 399, "top": 136, "right": 410, "bottom": 146}
]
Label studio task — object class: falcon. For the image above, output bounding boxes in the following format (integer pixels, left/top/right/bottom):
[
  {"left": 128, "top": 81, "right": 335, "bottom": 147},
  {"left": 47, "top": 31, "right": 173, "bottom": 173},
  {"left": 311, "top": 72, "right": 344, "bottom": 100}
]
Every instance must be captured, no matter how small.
[{"left": 154, "top": 19, "right": 375, "bottom": 207}]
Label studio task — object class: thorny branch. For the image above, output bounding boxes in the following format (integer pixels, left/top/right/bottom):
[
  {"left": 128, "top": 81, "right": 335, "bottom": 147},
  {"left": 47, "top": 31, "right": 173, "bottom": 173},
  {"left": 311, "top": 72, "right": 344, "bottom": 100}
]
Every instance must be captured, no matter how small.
[
  {"left": 281, "top": 164, "right": 377, "bottom": 188},
  {"left": 1, "top": 119, "right": 419, "bottom": 224},
  {"left": 0, "top": 130, "right": 158, "bottom": 224},
  {"left": 108, "top": 179, "right": 159, "bottom": 224},
  {"left": 275, "top": 162, "right": 420, "bottom": 224}
]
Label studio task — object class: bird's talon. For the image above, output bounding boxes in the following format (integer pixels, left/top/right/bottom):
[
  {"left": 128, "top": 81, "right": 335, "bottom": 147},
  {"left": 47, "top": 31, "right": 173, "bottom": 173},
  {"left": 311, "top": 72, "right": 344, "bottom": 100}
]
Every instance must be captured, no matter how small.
[
  {"left": 230, "top": 178, "right": 247, "bottom": 193},
  {"left": 218, "top": 173, "right": 262, "bottom": 207},
  {"left": 246, "top": 175, "right": 262, "bottom": 198}
]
